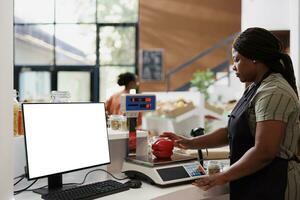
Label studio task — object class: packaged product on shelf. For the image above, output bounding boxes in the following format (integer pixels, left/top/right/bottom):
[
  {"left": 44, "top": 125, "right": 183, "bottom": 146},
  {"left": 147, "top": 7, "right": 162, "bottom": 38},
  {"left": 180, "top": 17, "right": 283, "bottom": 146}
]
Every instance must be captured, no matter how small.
[
  {"left": 13, "top": 89, "right": 24, "bottom": 136},
  {"left": 18, "top": 107, "right": 24, "bottom": 135},
  {"left": 207, "top": 160, "right": 221, "bottom": 175},
  {"left": 155, "top": 98, "right": 195, "bottom": 117},
  {"left": 109, "top": 115, "right": 122, "bottom": 130}
]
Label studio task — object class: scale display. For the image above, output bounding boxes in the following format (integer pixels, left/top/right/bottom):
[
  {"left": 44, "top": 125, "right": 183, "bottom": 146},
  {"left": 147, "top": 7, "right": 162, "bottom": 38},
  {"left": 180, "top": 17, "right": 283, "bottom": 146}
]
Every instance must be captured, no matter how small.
[
  {"left": 157, "top": 163, "right": 204, "bottom": 182},
  {"left": 121, "top": 94, "right": 156, "bottom": 112}
]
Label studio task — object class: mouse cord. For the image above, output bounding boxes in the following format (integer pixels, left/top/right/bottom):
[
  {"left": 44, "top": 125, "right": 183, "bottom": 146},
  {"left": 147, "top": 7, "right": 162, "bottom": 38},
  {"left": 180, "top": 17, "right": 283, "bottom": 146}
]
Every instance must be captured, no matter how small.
[{"left": 79, "top": 169, "right": 129, "bottom": 185}]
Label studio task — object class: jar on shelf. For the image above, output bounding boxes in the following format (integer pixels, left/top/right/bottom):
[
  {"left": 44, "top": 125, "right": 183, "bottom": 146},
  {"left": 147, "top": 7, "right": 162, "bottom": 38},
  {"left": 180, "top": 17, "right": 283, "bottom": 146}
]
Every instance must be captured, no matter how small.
[
  {"left": 50, "top": 91, "right": 71, "bottom": 103},
  {"left": 18, "top": 104, "right": 24, "bottom": 136},
  {"left": 13, "top": 90, "right": 24, "bottom": 136},
  {"left": 13, "top": 90, "right": 19, "bottom": 136},
  {"left": 207, "top": 160, "right": 221, "bottom": 175},
  {"left": 120, "top": 115, "right": 128, "bottom": 131},
  {"left": 109, "top": 115, "right": 123, "bottom": 130}
]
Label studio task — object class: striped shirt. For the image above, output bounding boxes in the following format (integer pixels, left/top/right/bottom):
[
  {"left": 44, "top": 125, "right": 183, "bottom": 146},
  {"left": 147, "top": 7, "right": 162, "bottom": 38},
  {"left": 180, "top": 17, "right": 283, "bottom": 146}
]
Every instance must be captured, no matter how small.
[{"left": 247, "top": 73, "right": 300, "bottom": 200}]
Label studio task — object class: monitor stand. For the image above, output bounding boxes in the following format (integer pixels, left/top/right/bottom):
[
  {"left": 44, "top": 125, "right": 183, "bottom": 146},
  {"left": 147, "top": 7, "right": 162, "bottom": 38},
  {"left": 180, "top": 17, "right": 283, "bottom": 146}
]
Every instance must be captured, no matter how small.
[{"left": 33, "top": 173, "right": 73, "bottom": 195}]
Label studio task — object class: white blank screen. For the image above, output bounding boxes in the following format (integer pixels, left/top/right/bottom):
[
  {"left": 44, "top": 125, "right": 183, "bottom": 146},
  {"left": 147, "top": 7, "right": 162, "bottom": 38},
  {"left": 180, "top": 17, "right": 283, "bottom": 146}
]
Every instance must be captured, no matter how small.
[{"left": 23, "top": 103, "right": 110, "bottom": 179}]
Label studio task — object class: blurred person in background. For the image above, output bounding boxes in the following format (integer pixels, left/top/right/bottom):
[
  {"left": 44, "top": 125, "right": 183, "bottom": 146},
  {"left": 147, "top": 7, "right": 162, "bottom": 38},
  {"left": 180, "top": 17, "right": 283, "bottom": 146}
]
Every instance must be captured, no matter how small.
[{"left": 105, "top": 72, "right": 141, "bottom": 126}]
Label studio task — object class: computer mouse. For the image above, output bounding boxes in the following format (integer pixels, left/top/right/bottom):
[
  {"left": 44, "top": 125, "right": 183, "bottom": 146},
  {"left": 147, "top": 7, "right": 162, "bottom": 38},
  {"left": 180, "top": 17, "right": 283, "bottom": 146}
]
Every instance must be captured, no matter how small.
[{"left": 124, "top": 179, "right": 142, "bottom": 189}]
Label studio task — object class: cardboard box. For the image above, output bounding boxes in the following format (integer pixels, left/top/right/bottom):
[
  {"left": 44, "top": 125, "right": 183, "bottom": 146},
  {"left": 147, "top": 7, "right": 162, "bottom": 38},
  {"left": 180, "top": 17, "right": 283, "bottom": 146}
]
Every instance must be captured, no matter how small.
[{"left": 163, "top": 102, "right": 195, "bottom": 117}]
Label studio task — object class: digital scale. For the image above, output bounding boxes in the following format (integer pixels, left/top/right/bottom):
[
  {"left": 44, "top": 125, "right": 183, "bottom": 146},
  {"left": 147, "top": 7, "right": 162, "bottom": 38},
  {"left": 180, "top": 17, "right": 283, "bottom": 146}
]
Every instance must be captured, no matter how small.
[
  {"left": 121, "top": 93, "right": 207, "bottom": 186},
  {"left": 122, "top": 154, "right": 207, "bottom": 186}
]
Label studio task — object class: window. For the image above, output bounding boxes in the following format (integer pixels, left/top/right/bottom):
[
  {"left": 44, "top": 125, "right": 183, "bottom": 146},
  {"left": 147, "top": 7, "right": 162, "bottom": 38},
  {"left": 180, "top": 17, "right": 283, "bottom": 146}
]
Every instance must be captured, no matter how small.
[{"left": 14, "top": 0, "right": 139, "bottom": 102}]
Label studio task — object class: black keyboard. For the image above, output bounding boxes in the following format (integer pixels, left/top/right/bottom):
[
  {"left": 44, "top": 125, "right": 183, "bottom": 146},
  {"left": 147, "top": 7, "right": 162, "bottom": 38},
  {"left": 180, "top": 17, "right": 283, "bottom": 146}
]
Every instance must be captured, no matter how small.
[{"left": 42, "top": 180, "right": 130, "bottom": 200}]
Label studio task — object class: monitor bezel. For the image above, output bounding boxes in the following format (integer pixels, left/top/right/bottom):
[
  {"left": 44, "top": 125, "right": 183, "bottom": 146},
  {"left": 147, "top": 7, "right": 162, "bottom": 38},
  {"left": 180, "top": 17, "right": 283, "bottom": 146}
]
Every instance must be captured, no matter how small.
[{"left": 22, "top": 102, "right": 111, "bottom": 181}]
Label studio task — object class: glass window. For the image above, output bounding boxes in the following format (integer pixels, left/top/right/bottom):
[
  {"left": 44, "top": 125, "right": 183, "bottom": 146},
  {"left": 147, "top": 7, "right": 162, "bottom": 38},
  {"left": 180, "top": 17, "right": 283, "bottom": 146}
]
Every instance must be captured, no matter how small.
[
  {"left": 14, "top": 0, "right": 138, "bottom": 103},
  {"left": 15, "top": 25, "right": 54, "bottom": 65},
  {"left": 14, "top": 0, "right": 54, "bottom": 23},
  {"left": 97, "top": 0, "right": 138, "bottom": 23},
  {"left": 56, "top": 25, "right": 96, "bottom": 65},
  {"left": 56, "top": 0, "right": 96, "bottom": 23},
  {"left": 99, "top": 66, "right": 135, "bottom": 102},
  {"left": 58, "top": 71, "right": 91, "bottom": 102},
  {"left": 19, "top": 71, "right": 51, "bottom": 102},
  {"left": 99, "top": 26, "right": 136, "bottom": 65}
]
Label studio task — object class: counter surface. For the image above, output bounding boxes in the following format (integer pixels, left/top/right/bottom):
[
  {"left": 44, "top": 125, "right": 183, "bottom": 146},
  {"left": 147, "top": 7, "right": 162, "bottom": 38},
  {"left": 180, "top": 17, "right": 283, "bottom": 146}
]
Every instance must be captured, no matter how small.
[{"left": 14, "top": 178, "right": 229, "bottom": 200}]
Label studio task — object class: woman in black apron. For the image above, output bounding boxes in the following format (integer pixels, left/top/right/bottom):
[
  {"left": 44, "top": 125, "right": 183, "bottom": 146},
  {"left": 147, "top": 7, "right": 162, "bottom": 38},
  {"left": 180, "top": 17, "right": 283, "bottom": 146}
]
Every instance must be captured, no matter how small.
[{"left": 162, "top": 27, "right": 300, "bottom": 200}]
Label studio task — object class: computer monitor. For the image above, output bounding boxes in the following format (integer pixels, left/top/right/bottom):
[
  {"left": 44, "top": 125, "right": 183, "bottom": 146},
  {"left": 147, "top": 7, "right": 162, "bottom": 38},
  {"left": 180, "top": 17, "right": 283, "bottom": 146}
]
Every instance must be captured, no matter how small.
[{"left": 22, "top": 102, "right": 110, "bottom": 195}]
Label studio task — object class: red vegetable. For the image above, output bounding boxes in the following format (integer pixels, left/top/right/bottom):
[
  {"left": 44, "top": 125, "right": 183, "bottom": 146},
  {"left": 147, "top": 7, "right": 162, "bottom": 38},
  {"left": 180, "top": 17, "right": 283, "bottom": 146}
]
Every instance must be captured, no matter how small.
[
  {"left": 151, "top": 138, "right": 174, "bottom": 151},
  {"left": 151, "top": 138, "right": 174, "bottom": 158}
]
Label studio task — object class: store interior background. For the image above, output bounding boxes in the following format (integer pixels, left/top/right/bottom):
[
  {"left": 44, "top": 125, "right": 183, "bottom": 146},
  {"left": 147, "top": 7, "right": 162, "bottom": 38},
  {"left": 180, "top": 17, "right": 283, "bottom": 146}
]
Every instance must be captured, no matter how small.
[{"left": 1, "top": 0, "right": 300, "bottom": 199}]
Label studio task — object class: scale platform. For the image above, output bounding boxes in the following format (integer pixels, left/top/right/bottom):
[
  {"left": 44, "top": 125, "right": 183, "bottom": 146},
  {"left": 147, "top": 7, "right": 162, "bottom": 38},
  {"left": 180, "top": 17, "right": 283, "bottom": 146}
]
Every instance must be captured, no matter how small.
[
  {"left": 125, "top": 153, "right": 197, "bottom": 167},
  {"left": 122, "top": 153, "right": 207, "bottom": 186}
]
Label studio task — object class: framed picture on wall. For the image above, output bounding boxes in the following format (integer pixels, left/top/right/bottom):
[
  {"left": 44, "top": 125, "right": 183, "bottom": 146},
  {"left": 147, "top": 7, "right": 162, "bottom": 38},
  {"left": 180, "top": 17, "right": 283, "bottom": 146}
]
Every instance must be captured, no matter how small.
[{"left": 139, "top": 49, "right": 164, "bottom": 81}]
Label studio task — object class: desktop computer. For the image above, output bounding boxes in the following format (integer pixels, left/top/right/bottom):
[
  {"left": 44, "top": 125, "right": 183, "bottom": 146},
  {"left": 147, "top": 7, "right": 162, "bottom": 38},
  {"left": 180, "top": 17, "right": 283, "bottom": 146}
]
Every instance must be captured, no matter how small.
[{"left": 22, "top": 103, "right": 130, "bottom": 199}]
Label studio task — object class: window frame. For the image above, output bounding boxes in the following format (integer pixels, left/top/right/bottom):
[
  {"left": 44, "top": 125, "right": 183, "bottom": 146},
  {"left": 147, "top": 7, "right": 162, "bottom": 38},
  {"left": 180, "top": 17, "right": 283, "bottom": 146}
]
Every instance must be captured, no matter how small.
[{"left": 14, "top": 1, "right": 139, "bottom": 102}]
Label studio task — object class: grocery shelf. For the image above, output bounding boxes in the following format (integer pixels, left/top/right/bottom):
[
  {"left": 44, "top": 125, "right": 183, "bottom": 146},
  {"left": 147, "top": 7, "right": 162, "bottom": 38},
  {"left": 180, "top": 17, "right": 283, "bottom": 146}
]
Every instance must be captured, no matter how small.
[
  {"left": 172, "top": 108, "right": 201, "bottom": 122},
  {"left": 14, "top": 129, "right": 148, "bottom": 142},
  {"left": 144, "top": 107, "right": 201, "bottom": 123},
  {"left": 107, "top": 129, "right": 148, "bottom": 140}
]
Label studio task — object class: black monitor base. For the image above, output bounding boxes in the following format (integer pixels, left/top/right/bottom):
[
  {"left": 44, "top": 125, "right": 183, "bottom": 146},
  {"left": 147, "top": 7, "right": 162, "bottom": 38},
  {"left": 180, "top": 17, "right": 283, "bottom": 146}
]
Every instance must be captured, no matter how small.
[
  {"left": 33, "top": 185, "right": 74, "bottom": 196},
  {"left": 33, "top": 173, "right": 74, "bottom": 195}
]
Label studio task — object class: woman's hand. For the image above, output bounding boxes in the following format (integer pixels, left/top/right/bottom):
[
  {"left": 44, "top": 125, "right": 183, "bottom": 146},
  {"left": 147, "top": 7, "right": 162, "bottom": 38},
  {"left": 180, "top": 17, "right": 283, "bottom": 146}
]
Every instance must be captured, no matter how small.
[
  {"left": 160, "top": 132, "right": 194, "bottom": 149},
  {"left": 192, "top": 172, "right": 228, "bottom": 191}
]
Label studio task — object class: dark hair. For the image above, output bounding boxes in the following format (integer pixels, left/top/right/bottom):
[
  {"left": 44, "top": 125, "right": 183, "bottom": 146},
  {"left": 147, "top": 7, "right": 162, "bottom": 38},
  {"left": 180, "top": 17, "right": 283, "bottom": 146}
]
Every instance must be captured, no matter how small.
[
  {"left": 117, "top": 72, "right": 136, "bottom": 87},
  {"left": 233, "top": 27, "right": 298, "bottom": 98}
]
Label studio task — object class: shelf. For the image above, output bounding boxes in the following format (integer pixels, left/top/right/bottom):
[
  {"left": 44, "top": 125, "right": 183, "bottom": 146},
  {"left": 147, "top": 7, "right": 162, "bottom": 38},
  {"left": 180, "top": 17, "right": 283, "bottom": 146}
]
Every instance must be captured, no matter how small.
[
  {"left": 14, "top": 129, "right": 148, "bottom": 142},
  {"left": 144, "top": 108, "right": 201, "bottom": 123},
  {"left": 173, "top": 108, "right": 200, "bottom": 122},
  {"left": 108, "top": 129, "right": 148, "bottom": 140}
]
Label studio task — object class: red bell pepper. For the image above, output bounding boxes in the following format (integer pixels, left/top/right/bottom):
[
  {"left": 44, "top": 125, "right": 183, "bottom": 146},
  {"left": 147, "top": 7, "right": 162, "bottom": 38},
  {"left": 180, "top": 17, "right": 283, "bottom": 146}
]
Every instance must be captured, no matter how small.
[
  {"left": 151, "top": 138, "right": 174, "bottom": 158},
  {"left": 151, "top": 138, "right": 174, "bottom": 151}
]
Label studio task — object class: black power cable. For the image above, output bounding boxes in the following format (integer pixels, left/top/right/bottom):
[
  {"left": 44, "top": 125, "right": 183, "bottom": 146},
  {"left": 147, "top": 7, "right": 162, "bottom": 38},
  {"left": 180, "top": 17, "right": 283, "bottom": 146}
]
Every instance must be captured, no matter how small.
[
  {"left": 14, "top": 177, "right": 25, "bottom": 186},
  {"left": 14, "top": 168, "right": 128, "bottom": 195},
  {"left": 78, "top": 168, "right": 129, "bottom": 185},
  {"left": 14, "top": 179, "right": 39, "bottom": 195}
]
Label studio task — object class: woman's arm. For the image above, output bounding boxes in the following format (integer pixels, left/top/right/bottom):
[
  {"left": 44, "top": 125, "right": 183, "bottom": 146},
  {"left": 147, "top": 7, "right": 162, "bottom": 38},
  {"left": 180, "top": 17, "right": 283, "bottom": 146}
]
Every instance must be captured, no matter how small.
[
  {"left": 162, "top": 127, "right": 229, "bottom": 149},
  {"left": 193, "top": 120, "right": 285, "bottom": 190},
  {"left": 222, "top": 120, "right": 285, "bottom": 181}
]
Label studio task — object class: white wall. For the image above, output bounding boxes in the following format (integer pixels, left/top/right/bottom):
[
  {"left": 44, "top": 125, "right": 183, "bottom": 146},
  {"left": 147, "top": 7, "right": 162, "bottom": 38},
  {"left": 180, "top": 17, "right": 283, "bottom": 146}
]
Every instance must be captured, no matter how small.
[
  {"left": 0, "top": 0, "right": 14, "bottom": 199},
  {"left": 289, "top": 0, "right": 300, "bottom": 89},
  {"left": 242, "top": 0, "right": 300, "bottom": 88},
  {"left": 241, "top": 0, "right": 289, "bottom": 30}
]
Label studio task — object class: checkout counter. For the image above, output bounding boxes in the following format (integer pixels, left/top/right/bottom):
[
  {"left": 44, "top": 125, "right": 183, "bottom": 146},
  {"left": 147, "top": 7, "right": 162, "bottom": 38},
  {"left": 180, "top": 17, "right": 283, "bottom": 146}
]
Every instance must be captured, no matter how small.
[{"left": 14, "top": 128, "right": 229, "bottom": 200}]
